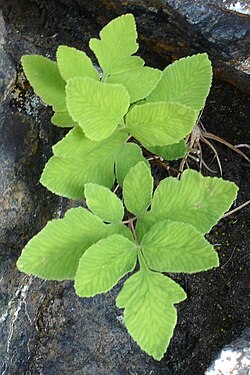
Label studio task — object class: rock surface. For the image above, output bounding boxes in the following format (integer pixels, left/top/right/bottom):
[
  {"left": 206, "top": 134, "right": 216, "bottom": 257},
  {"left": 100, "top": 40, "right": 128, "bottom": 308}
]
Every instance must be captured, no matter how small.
[
  {"left": 56, "top": 0, "right": 250, "bottom": 92},
  {"left": 0, "top": 1, "right": 249, "bottom": 374},
  {"left": 205, "top": 328, "right": 250, "bottom": 375},
  {"left": 165, "top": 1, "right": 250, "bottom": 78}
]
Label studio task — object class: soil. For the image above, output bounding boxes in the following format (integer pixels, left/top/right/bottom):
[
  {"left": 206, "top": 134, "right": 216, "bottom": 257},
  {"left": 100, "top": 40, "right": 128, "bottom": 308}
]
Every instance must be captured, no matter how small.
[{"left": 0, "top": 1, "right": 249, "bottom": 374}]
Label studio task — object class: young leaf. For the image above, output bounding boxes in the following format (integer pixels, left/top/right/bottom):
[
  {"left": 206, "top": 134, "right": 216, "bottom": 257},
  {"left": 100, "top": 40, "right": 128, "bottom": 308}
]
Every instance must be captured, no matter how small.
[
  {"left": 53, "top": 126, "right": 127, "bottom": 159},
  {"left": 116, "top": 269, "right": 186, "bottom": 360},
  {"left": 135, "top": 213, "right": 153, "bottom": 242},
  {"left": 41, "top": 128, "right": 127, "bottom": 199},
  {"left": 41, "top": 156, "right": 114, "bottom": 199},
  {"left": 66, "top": 77, "right": 130, "bottom": 141},
  {"left": 142, "top": 220, "right": 219, "bottom": 273},
  {"left": 123, "top": 162, "right": 153, "bottom": 217},
  {"left": 106, "top": 67, "right": 162, "bottom": 103},
  {"left": 147, "top": 53, "right": 212, "bottom": 111},
  {"left": 84, "top": 183, "right": 124, "bottom": 223},
  {"left": 21, "top": 55, "right": 66, "bottom": 112},
  {"left": 115, "top": 142, "right": 149, "bottom": 186},
  {"left": 125, "top": 102, "right": 197, "bottom": 146},
  {"left": 51, "top": 111, "right": 76, "bottom": 128},
  {"left": 144, "top": 139, "right": 187, "bottom": 160},
  {"left": 57, "top": 45, "right": 100, "bottom": 81},
  {"left": 150, "top": 169, "right": 239, "bottom": 234},
  {"left": 17, "top": 208, "right": 111, "bottom": 280},
  {"left": 106, "top": 222, "right": 134, "bottom": 242},
  {"left": 89, "top": 14, "right": 144, "bottom": 77},
  {"left": 75, "top": 234, "right": 138, "bottom": 297}
]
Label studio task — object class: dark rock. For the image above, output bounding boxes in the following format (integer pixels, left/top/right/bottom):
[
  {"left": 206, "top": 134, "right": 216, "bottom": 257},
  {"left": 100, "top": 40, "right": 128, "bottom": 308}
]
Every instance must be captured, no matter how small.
[
  {"left": 3, "top": 0, "right": 250, "bottom": 92},
  {"left": 0, "top": 12, "right": 15, "bottom": 99},
  {"left": 0, "top": 8, "right": 63, "bottom": 374},
  {"left": 164, "top": 0, "right": 250, "bottom": 86},
  {"left": 122, "top": 0, "right": 250, "bottom": 93},
  {"left": 57, "top": 0, "right": 250, "bottom": 92}
]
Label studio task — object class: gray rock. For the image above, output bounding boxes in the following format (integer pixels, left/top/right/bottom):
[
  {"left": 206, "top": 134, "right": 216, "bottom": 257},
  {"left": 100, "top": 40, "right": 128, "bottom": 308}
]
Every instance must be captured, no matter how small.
[
  {"left": 0, "top": 8, "right": 63, "bottom": 374},
  {"left": 205, "top": 328, "right": 250, "bottom": 375},
  {"left": 123, "top": 0, "right": 250, "bottom": 92},
  {"left": 165, "top": 0, "right": 250, "bottom": 70},
  {"left": 0, "top": 11, "right": 15, "bottom": 100},
  {"left": 44, "top": 0, "right": 250, "bottom": 91},
  {"left": 0, "top": 6, "right": 165, "bottom": 374}
]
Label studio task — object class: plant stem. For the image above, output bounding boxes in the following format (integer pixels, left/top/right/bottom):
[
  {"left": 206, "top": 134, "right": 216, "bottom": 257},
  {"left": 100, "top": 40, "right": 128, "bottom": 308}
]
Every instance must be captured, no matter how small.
[
  {"left": 138, "top": 249, "right": 149, "bottom": 272},
  {"left": 223, "top": 200, "right": 250, "bottom": 218},
  {"left": 129, "top": 220, "right": 139, "bottom": 245},
  {"left": 142, "top": 147, "right": 179, "bottom": 173},
  {"left": 122, "top": 216, "right": 137, "bottom": 224}
]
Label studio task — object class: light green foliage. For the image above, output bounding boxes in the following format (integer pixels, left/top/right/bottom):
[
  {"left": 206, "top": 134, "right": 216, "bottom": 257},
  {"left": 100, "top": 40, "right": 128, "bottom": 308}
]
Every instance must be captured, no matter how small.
[
  {"left": 18, "top": 161, "right": 235, "bottom": 360},
  {"left": 17, "top": 208, "right": 115, "bottom": 280},
  {"left": 57, "top": 45, "right": 99, "bottom": 81},
  {"left": 84, "top": 183, "right": 124, "bottom": 223},
  {"left": 66, "top": 77, "right": 130, "bottom": 140},
  {"left": 123, "top": 162, "right": 153, "bottom": 217},
  {"left": 116, "top": 268, "right": 186, "bottom": 360},
  {"left": 18, "top": 13, "right": 239, "bottom": 362},
  {"left": 51, "top": 111, "right": 76, "bottom": 127},
  {"left": 115, "top": 143, "right": 149, "bottom": 186},
  {"left": 107, "top": 67, "right": 162, "bottom": 103},
  {"left": 89, "top": 14, "right": 144, "bottom": 77},
  {"left": 21, "top": 55, "right": 66, "bottom": 112},
  {"left": 52, "top": 126, "right": 126, "bottom": 159},
  {"left": 141, "top": 220, "right": 219, "bottom": 273},
  {"left": 75, "top": 234, "right": 137, "bottom": 297},
  {"left": 41, "top": 128, "right": 127, "bottom": 199},
  {"left": 147, "top": 53, "right": 212, "bottom": 111},
  {"left": 150, "top": 169, "right": 238, "bottom": 234},
  {"left": 145, "top": 139, "right": 187, "bottom": 160},
  {"left": 136, "top": 169, "right": 238, "bottom": 240},
  {"left": 125, "top": 102, "right": 197, "bottom": 146}
]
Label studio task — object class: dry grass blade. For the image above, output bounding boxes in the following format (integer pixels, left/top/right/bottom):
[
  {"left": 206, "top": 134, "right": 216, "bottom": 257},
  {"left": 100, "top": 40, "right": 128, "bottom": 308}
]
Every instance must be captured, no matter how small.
[
  {"left": 234, "top": 144, "right": 250, "bottom": 150},
  {"left": 200, "top": 135, "right": 223, "bottom": 176},
  {"left": 181, "top": 119, "right": 250, "bottom": 177},
  {"left": 223, "top": 200, "right": 250, "bottom": 218},
  {"left": 203, "top": 132, "right": 250, "bottom": 163}
]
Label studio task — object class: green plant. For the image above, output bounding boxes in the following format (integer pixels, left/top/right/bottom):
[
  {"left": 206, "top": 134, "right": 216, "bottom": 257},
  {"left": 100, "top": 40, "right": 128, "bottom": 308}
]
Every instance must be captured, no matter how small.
[{"left": 17, "top": 14, "right": 238, "bottom": 360}]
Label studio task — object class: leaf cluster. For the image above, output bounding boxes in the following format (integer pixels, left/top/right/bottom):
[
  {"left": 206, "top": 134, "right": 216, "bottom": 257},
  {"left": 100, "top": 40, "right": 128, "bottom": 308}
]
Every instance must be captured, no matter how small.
[
  {"left": 21, "top": 14, "right": 213, "bottom": 199},
  {"left": 17, "top": 14, "right": 238, "bottom": 360}
]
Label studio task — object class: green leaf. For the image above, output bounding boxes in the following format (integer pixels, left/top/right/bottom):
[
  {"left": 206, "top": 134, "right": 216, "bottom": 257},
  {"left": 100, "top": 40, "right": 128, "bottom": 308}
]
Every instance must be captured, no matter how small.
[
  {"left": 84, "top": 183, "right": 124, "bottom": 223},
  {"left": 139, "top": 169, "right": 238, "bottom": 235},
  {"left": 115, "top": 142, "right": 149, "bottom": 186},
  {"left": 57, "top": 45, "right": 100, "bottom": 81},
  {"left": 75, "top": 234, "right": 137, "bottom": 297},
  {"left": 125, "top": 102, "right": 197, "bottom": 146},
  {"left": 123, "top": 161, "right": 153, "bottom": 217},
  {"left": 51, "top": 111, "right": 76, "bottom": 128},
  {"left": 89, "top": 14, "right": 144, "bottom": 77},
  {"left": 116, "top": 269, "right": 186, "bottom": 360},
  {"left": 66, "top": 77, "right": 130, "bottom": 141},
  {"left": 41, "top": 157, "right": 112, "bottom": 199},
  {"left": 41, "top": 128, "right": 127, "bottom": 199},
  {"left": 21, "top": 55, "right": 66, "bottom": 112},
  {"left": 106, "top": 67, "right": 162, "bottom": 103},
  {"left": 147, "top": 53, "right": 212, "bottom": 111},
  {"left": 17, "top": 208, "right": 111, "bottom": 280},
  {"left": 144, "top": 139, "right": 187, "bottom": 160},
  {"left": 53, "top": 126, "right": 126, "bottom": 158},
  {"left": 106, "top": 222, "right": 134, "bottom": 242},
  {"left": 135, "top": 214, "right": 153, "bottom": 242},
  {"left": 142, "top": 220, "right": 219, "bottom": 273}
]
